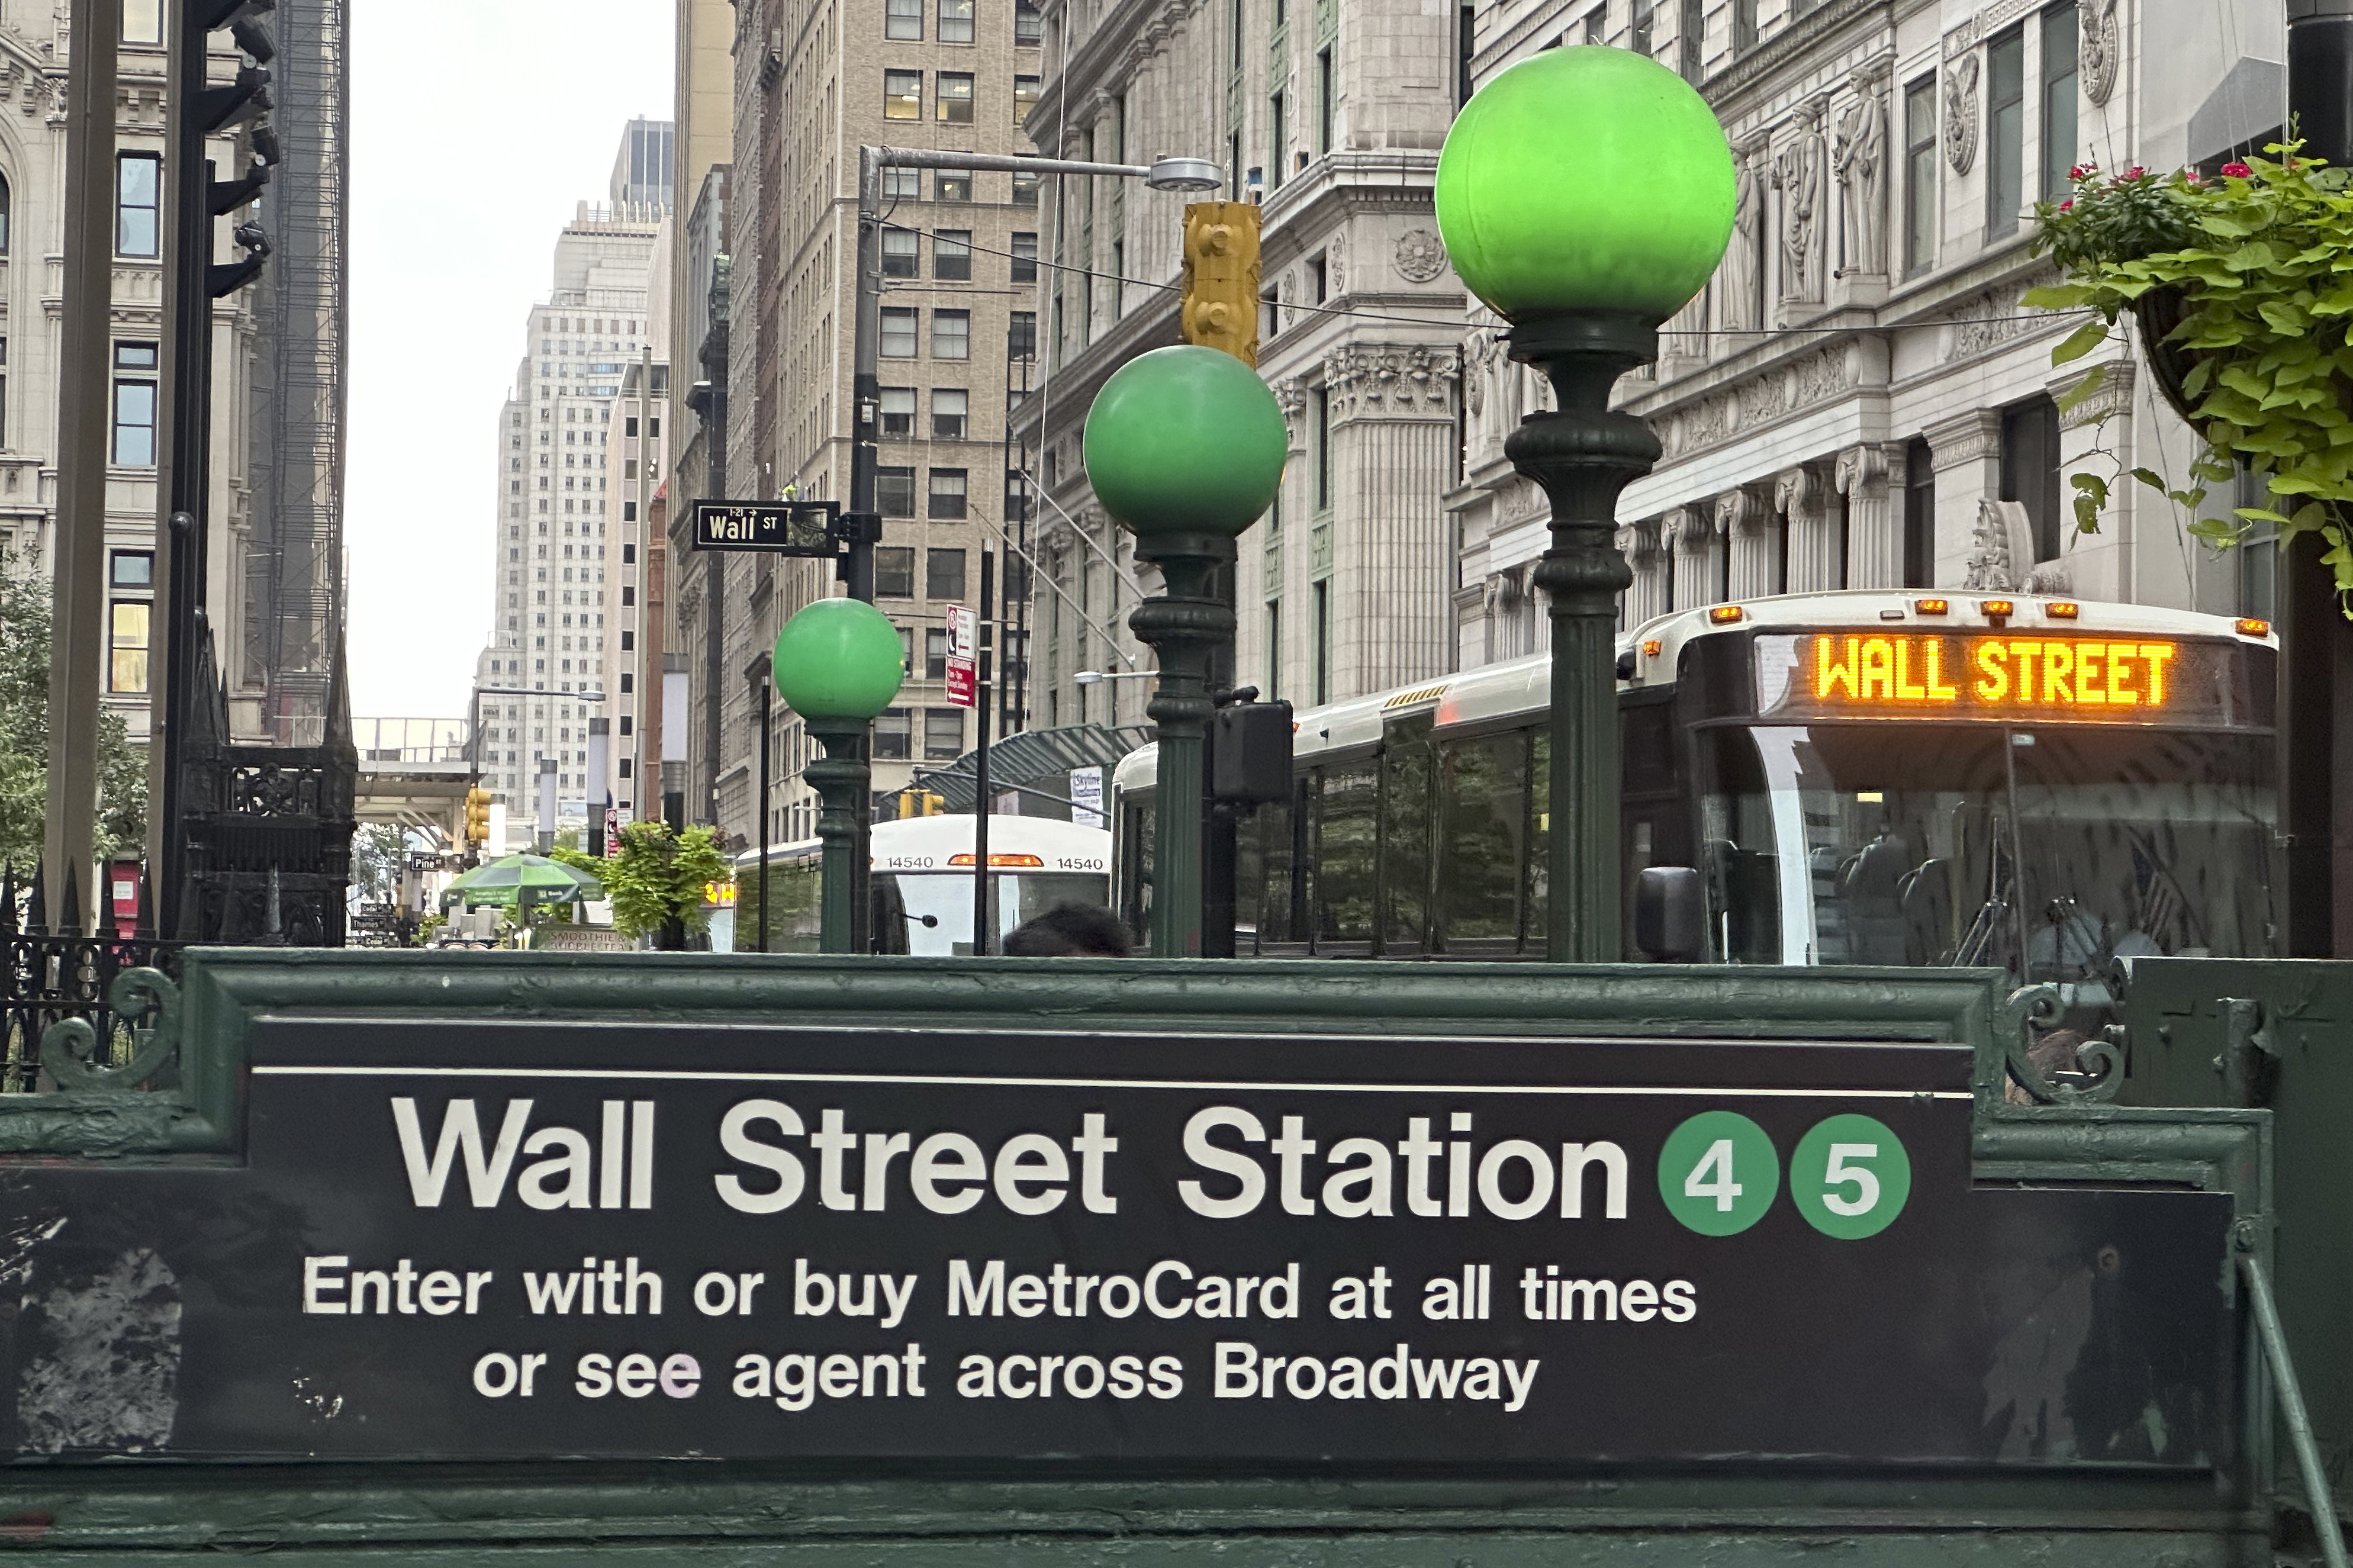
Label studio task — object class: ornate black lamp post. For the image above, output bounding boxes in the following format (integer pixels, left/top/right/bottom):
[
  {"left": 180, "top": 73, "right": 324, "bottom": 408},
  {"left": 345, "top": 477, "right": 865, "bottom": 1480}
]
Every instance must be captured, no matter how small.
[
  {"left": 772, "top": 598, "right": 906, "bottom": 954},
  {"left": 1433, "top": 47, "right": 1734, "bottom": 961},
  {"left": 1081, "top": 346, "right": 1287, "bottom": 958}
]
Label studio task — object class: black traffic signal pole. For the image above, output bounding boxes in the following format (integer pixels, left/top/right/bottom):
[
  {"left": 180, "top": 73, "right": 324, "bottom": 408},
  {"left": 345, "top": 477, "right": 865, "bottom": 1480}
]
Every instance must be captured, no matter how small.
[
  {"left": 2286, "top": 0, "right": 2353, "bottom": 957},
  {"left": 158, "top": 0, "right": 273, "bottom": 937}
]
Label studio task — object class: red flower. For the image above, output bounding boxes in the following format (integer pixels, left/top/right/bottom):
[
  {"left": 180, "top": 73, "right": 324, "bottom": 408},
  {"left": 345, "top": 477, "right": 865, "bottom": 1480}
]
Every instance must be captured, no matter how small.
[
  {"left": 2068, "top": 163, "right": 2090, "bottom": 179},
  {"left": 2123, "top": 165, "right": 2146, "bottom": 179},
  {"left": 2222, "top": 160, "right": 2252, "bottom": 178},
  {"left": 2059, "top": 199, "right": 2074, "bottom": 211}
]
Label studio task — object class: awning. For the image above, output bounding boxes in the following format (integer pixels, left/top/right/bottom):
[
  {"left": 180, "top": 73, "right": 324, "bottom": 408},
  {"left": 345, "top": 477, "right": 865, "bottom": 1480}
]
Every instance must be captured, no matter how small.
[{"left": 904, "top": 723, "right": 1153, "bottom": 812}]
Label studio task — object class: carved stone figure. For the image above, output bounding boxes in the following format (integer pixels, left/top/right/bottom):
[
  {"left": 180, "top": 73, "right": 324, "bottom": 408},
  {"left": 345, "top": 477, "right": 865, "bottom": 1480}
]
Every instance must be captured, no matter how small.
[
  {"left": 2080, "top": 0, "right": 2119, "bottom": 105},
  {"left": 1773, "top": 102, "right": 1827, "bottom": 308},
  {"left": 1944, "top": 51, "right": 1979, "bottom": 175},
  {"left": 1721, "top": 139, "right": 1766, "bottom": 333},
  {"left": 1832, "top": 74, "right": 1888, "bottom": 277}
]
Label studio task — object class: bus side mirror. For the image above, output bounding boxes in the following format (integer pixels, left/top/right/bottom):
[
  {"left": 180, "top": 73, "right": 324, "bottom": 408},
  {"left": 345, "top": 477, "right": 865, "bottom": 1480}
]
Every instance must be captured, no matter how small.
[{"left": 1634, "top": 867, "right": 1705, "bottom": 962}]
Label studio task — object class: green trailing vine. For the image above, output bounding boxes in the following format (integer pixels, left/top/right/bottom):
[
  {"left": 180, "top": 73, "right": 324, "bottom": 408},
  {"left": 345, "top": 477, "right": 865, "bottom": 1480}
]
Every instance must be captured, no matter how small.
[{"left": 2027, "top": 144, "right": 2353, "bottom": 606}]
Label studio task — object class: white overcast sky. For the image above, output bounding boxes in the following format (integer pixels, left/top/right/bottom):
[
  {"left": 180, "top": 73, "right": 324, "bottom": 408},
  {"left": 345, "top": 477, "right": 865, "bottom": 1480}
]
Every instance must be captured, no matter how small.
[{"left": 345, "top": 1, "right": 674, "bottom": 719}]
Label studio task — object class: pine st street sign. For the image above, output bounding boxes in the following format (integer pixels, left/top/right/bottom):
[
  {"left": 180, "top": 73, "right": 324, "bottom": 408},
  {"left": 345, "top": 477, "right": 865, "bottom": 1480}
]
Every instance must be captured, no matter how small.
[
  {"left": 690, "top": 500, "right": 861, "bottom": 555},
  {"left": 0, "top": 955, "right": 2238, "bottom": 1472}
]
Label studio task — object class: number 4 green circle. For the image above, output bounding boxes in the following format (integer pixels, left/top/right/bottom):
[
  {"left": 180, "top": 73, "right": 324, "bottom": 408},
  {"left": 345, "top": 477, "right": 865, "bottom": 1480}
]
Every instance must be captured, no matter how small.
[
  {"left": 1657, "top": 1110, "right": 1779, "bottom": 1235},
  {"left": 1789, "top": 1114, "right": 1911, "bottom": 1239}
]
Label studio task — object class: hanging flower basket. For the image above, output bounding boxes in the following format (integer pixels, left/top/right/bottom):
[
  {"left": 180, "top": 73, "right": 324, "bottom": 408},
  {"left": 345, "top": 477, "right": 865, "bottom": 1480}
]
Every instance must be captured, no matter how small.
[{"left": 2027, "top": 150, "right": 2353, "bottom": 601}]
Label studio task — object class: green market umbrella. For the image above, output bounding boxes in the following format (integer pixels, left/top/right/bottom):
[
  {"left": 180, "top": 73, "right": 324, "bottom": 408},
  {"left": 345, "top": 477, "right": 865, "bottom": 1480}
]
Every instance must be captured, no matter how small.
[{"left": 442, "top": 854, "right": 603, "bottom": 913}]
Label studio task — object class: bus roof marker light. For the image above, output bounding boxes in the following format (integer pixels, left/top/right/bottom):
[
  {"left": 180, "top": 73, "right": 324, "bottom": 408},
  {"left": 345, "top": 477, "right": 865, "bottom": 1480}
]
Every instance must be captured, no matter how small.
[
  {"left": 950, "top": 852, "right": 1047, "bottom": 868},
  {"left": 1708, "top": 606, "right": 1744, "bottom": 624},
  {"left": 2238, "top": 617, "right": 2272, "bottom": 639},
  {"left": 1978, "top": 598, "right": 2015, "bottom": 623},
  {"left": 1913, "top": 598, "right": 1949, "bottom": 616},
  {"left": 1641, "top": 638, "right": 1663, "bottom": 658},
  {"left": 2044, "top": 601, "right": 2080, "bottom": 619}
]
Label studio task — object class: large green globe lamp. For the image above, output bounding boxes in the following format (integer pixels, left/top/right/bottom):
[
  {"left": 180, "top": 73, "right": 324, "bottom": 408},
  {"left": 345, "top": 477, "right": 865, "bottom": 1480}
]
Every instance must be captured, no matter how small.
[
  {"left": 1082, "top": 345, "right": 1287, "bottom": 958},
  {"left": 1436, "top": 45, "right": 1734, "bottom": 326},
  {"left": 772, "top": 597, "right": 906, "bottom": 954},
  {"left": 1435, "top": 47, "right": 1734, "bottom": 965}
]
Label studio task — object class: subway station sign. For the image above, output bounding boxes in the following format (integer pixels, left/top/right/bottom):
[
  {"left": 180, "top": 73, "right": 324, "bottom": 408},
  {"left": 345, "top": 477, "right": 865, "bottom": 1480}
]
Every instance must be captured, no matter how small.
[{"left": 0, "top": 1012, "right": 2230, "bottom": 1466}]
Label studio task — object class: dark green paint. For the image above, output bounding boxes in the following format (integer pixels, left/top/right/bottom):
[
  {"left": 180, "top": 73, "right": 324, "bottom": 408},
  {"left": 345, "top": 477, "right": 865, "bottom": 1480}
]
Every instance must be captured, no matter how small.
[{"left": 0, "top": 951, "right": 2306, "bottom": 1560}]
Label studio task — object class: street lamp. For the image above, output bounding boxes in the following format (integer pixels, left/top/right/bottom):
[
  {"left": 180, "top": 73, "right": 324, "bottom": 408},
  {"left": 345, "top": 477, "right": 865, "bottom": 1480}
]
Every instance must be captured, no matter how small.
[
  {"left": 772, "top": 597, "right": 906, "bottom": 955},
  {"left": 1433, "top": 46, "right": 1733, "bottom": 963},
  {"left": 1082, "top": 344, "right": 1287, "bottom": 958}
]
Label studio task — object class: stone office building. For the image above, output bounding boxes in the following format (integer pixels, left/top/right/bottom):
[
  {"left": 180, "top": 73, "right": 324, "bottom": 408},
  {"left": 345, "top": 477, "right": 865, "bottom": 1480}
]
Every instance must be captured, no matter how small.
[{"left": 1452, "top": 0, "right": 2287, "bottom": 663}]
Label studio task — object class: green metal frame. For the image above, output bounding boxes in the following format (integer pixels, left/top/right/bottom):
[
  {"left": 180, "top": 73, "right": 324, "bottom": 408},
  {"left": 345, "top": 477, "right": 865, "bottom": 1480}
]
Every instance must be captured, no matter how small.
[{"left": 0, "top": 953, "right": 2284, "bottom": 1563}]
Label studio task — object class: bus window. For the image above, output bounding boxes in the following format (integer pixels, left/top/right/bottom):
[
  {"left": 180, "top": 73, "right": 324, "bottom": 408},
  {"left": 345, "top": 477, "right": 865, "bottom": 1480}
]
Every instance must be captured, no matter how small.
[
  {"left": 1245, "top": 787, "right": 1300, "bottom": 948},
  {"left": 1314, "top": 762, "right": 1378, "bottom": 948},
  {"left": 1437, "top": 730, "right": 1527, "bottom": 950},
  {"left": 1382, "top": 713, "right": 1435, "bottom": 952},
  {"left": 1118, "top": 796, "right": 1155, "bottom": 948}
]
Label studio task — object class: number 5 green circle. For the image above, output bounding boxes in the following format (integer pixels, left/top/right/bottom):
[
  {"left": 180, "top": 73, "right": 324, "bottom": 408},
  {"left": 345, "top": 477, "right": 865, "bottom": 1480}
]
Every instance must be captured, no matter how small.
[
  {"left": 1657, "top": 1110, "right": 1779, "bottom": 1235},
  {"left": 1789, "top": 1114, "right": 1911, "bottom": 1239}
]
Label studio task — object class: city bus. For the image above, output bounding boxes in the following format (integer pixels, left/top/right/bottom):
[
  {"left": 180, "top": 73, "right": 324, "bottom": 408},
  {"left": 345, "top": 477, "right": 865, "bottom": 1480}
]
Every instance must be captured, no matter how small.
[
  {"left": 1112, "top": 591, "right": 2279, "bottom": 1010},
  {"left": 730, "top": 813, "right": 1114, "bottom": 954}
]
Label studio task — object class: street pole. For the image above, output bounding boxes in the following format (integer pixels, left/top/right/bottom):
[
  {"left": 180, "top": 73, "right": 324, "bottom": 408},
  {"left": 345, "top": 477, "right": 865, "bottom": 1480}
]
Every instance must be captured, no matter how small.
[
  {"left": 971, "top": 552, "right": 994, "bottom": 954},
  {"left": 44, "top": 0, "right": 120, "bottom": 934},
  {"left": 804, "top": 720, "right": 867, "bottom": 954},
  {"left": 2284, "top": 0, "right": 2353, "bottom": 957},
  {"left": 745, "top": 654, "right": 772, "bottom": 952},
  {"left": 1512, "top": 318, "right": 1653, "bottom": 961}
]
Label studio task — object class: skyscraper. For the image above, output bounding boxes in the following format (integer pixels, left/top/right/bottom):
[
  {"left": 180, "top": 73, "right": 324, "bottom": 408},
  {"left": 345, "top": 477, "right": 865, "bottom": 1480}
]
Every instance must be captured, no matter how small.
[{"left": 471, "top": 128, "right": 671, "bottom": 851}]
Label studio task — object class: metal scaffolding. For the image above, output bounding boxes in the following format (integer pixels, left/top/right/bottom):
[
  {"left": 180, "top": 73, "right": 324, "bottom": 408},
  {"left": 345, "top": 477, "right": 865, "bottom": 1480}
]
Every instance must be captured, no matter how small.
[{"left": 242, "top": 0, "right": 347, "bottom": 747}]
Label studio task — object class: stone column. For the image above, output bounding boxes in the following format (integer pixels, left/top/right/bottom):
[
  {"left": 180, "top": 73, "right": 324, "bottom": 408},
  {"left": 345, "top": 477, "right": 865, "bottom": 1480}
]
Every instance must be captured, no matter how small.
[
  {"left": 1836, "top": 443, "right": 1900, "bottom": 588},
  {"left": 1328, "top": 344, "right": 1461, "bottom": 696},
  {"left": 1668, "top": 506, "right": 1714, "bottom": 610},
  {"left": 1620, "top": 517, "right": 1668, "bottom": 627},
  {"left": 1923, "top": 408, "right": 2003, "bottom": 588},
  {"left": 1721, "top": 487, "right": 1775, "bottom": 600},
  {"left": 1775, "top": 465, "right": 1834, "bottom": 592}
]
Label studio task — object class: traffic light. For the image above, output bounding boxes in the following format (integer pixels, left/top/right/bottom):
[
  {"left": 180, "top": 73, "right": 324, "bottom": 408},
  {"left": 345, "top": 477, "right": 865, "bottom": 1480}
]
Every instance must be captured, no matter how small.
[
  {"left": 182, "top": 0, "right": 278, "bottom": 300},
  {"left": 1179, "top": 202, "right": 1261, "bottom": 368},
  {"left": 463, "top": 788, "right": 491, "bottom": 845},
  {"left": 897, "top": 790, "right": 946, "bottom": 819}
]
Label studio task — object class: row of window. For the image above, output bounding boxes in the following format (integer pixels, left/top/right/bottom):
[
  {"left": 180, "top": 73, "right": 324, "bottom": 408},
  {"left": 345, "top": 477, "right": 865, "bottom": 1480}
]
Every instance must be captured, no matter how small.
[
  {"left": 881, "top": 229, "right": 1038, "bottom": 283},
  {"left": 881, "top": 168, "right": 1042, "bottom": 205},
  {"left": 886, "top": 0, "right": 1043, "bottom": 42},
  {"left": 874, "top": 708, "right": 970, "bottom": 762},
  {"left": 874, "top": 466, "right": 1032, "bottom": 521},
  {"left": 879, "top": 386, "right": 972, "bottom": 439},
  {"left": 880, "top": 308, "right": 1038, "bottom": 361},
  {"left": 883, "top": 70, "right": 1039, "bottom": 125}
]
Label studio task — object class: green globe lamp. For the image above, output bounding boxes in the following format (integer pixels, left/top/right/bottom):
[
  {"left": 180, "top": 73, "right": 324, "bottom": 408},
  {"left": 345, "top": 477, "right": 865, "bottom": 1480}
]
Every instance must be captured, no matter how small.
[
  {"left": 1435, "top": 46, "right": 1733, "bottom": 964},
  {"left": 773, "top": 597, "right": 906, "bottom": 954},
  {"left": 1084, "top": 344, "right": 1287, "bottom": 957}
]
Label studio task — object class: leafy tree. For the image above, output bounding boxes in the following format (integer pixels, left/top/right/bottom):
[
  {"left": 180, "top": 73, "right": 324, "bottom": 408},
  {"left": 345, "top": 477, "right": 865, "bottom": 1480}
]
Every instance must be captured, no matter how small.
[
  {"left": 552, "top": 821, "right": 727, "bottom": 944},
  {"left": 0, "top": 553, "right": 149, "bottom": 884}
]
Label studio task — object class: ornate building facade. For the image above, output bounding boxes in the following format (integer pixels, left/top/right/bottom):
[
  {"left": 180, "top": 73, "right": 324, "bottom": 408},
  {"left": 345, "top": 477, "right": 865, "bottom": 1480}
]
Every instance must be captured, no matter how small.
[
  {"left": 1452, "top": 0, "right": 2282, "bottom": 664},
  {"left": 1014, "top": 0, "right": 1467, "bottom": 719}
]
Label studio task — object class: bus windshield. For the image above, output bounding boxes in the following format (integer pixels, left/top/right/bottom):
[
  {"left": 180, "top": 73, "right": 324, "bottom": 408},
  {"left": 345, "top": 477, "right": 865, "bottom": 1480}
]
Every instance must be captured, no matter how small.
[
  {"left": 1695, "top": 722, "right": 2276, "bottom": 1000},
  {"left": 875, "top": 871, "right": 1112, "bottom": 955}
]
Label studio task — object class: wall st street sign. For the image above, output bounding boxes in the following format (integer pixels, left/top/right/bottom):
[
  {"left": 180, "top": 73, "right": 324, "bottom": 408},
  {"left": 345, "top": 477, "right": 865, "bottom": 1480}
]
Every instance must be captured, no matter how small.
[
  {"left": 690, "top": 500, "right": 864, "bottom": 555},
  {"left": 0, "top": 955, "right": 2240, "bottom": 1472}
]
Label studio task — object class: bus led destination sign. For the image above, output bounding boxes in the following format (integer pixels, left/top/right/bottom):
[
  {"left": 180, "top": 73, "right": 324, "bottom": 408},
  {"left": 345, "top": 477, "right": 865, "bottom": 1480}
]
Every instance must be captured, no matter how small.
[
  {"left": 1749, "top": 630, "right": 2272, "bottom": 725},
  {"left": 1809, "top": 633, "right": 2176, "bottom": 711}
]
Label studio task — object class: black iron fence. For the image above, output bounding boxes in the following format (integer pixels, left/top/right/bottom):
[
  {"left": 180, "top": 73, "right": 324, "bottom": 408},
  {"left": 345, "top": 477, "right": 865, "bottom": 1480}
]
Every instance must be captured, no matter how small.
[{"left": 1, "top": 864, "right": 182, "bottom": 1094}]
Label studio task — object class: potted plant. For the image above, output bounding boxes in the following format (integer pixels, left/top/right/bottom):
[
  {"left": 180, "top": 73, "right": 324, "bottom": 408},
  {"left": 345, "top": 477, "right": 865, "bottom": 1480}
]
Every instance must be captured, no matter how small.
[{"left": 2028, "top": 145, "right": 2353, "bottom": 596}]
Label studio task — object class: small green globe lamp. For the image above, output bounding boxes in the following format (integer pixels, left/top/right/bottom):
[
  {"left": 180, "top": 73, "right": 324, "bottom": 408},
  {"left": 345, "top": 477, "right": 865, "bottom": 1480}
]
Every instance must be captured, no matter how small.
[
  {"left": 1083, "top": 344, "right": 1287, "bottom": 957},
  {"left": 1435, "top": 46, "right": 1733, "bottom": 964},
  {"left": 773, "top": 597, "right": 906, "bottom": 954}
]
